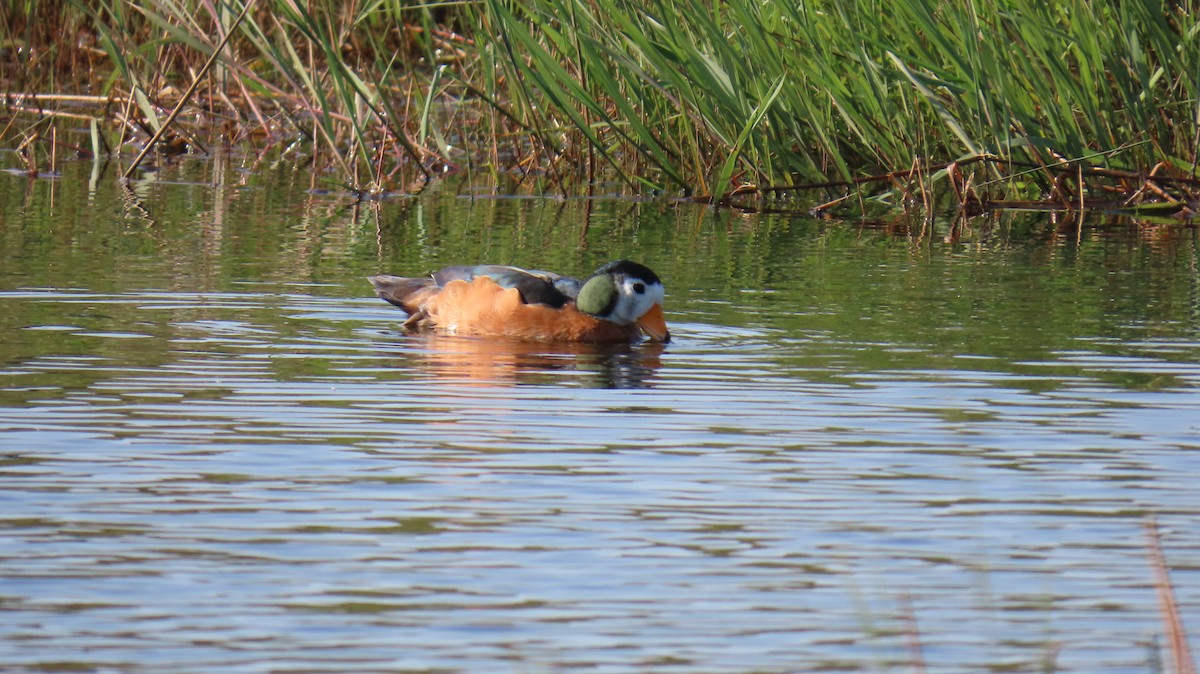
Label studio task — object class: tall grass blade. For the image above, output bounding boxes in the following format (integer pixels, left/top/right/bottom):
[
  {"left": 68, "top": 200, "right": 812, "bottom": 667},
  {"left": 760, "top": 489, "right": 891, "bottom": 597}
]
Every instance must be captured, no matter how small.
[
  {"left": 713, "top": 75, "right": 785, "bottom": 203},
  {"left": 887, "top": 52, "right": 981, "bottom": 158}
]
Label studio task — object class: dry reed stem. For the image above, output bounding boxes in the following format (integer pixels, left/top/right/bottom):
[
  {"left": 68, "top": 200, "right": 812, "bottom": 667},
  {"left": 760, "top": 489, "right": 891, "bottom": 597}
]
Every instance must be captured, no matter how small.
[
  {"left": 899, "top": 593, "right": 926, "bottom": 674},
  {"left": 2, "top": 93, "right": 127, "bottom": 106},
  {"left": 1146, "top": 517, "right": 1196, "bottom": 674},
  {"left": 3, "top": 106, "right": 100, "bottom": 123}
]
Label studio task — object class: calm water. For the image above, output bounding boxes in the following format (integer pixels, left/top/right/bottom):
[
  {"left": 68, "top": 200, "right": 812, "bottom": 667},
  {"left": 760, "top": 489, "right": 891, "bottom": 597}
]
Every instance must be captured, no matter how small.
[{"left": 1, "top": 155, "right": 1198, "bottom": 673}]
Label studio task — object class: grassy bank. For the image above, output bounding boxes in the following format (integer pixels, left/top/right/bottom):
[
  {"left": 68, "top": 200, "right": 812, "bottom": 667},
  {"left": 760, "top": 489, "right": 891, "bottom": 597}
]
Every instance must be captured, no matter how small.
[{"left": 2, "top": 0, "right": 1198, "bottom": 215}]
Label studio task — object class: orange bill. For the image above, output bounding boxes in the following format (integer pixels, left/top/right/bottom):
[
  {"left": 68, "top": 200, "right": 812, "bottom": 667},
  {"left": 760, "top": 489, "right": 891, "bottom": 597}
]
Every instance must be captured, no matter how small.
[{"left": 636, "top": 303, "right": 670, "bottom": 343}]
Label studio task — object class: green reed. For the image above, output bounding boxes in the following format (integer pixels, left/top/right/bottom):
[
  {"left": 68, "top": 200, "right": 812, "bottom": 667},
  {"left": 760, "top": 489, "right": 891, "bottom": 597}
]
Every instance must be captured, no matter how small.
[
  {"left": 2, "top": 0, "right": 1197, "bottom": 205},
  {"left": 485, "top": 0, "right": 1199, "bottom": 200}
]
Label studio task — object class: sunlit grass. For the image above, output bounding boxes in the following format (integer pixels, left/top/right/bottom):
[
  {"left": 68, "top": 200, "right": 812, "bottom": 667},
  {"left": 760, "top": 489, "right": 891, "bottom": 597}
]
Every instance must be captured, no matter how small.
[
  {"left": 485, "top": 0, "right": 1198, "bottom": 205},
  {"left": 1, "top": 0, "right": 1197, "bottom": 211}
]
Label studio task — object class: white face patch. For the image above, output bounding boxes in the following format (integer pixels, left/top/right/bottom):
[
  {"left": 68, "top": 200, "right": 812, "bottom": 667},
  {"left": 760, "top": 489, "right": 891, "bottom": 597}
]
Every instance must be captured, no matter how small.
[{"left": 610, "top": 276, "right": 665, "bottom": 325}]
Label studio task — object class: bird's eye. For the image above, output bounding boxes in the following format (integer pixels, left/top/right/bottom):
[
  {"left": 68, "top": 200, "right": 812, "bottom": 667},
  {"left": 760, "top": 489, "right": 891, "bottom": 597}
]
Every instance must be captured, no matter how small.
[{"left": 632, "top": 282, "right": 646, "bottom": 294}]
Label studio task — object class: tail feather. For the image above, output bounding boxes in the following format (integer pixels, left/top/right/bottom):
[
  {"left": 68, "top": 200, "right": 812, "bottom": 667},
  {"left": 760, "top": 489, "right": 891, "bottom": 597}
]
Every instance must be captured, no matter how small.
[{"left": 368, "top": 275, "right": 438, "bottom": 314}]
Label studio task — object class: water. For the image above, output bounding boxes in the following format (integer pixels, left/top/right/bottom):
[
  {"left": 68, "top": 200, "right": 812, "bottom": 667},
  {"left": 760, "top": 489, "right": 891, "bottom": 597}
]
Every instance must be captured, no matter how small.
[{"left": 1, "top": 155, "right": 1198, "bottom": 672}]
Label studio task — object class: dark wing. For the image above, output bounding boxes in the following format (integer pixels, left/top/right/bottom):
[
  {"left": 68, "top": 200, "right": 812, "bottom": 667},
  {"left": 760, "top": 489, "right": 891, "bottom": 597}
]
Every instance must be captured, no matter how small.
[
  {"left": 368, "top": 275, "right": 436, "bottom": 312},
  {"left": 432, "top": 265, "right": 581, "bottom": 308}
]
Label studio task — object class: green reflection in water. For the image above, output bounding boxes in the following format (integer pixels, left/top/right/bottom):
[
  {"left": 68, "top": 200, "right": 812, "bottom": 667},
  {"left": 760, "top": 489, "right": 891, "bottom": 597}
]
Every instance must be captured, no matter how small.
[{"left": 1, "top": 154, "right": 1198, "bottom": 396}]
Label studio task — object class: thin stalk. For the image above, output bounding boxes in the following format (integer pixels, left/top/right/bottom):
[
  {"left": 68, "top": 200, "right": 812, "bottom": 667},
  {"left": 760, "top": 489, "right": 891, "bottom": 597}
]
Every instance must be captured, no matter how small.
[{"left": 122, "top": 0, "right": 256, "bottom": 178}]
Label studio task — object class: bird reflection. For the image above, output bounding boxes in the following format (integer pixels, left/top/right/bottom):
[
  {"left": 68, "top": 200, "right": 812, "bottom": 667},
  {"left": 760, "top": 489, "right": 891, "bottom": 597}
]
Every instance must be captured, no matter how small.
[{"left": 406, "top": 333, "right": 664, "bottom": 389}]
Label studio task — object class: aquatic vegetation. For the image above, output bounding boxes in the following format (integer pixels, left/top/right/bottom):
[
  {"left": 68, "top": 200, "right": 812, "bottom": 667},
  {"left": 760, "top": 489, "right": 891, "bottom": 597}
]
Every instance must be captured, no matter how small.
[{"left": 1, "top": 0, "right": 1197, "bottom": 215}]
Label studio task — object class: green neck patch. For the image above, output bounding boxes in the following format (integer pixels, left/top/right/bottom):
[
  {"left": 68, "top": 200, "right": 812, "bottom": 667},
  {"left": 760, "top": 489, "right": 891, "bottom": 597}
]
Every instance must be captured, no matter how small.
[{"left": 576, "top": 274, "right": 617, "bottom": 316}]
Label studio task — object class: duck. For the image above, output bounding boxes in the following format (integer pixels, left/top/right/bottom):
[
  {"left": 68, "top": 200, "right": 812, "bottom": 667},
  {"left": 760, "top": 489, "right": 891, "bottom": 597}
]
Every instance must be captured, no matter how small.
[{"left": 368, "top": 260, "right": 670, "bottom": 343}]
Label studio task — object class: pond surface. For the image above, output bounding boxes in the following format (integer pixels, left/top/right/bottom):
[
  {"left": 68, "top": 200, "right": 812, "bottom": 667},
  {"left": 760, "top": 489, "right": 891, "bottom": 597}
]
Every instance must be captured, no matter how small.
[{"left": 1, "top": 155, "right": 1198, "bottom": 673}]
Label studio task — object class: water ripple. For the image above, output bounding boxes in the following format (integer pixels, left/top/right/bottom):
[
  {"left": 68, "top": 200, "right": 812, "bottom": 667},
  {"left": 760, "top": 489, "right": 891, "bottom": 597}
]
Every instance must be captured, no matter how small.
[{"left": 1, "top": 288, "right": 1198, "bottom": 672}]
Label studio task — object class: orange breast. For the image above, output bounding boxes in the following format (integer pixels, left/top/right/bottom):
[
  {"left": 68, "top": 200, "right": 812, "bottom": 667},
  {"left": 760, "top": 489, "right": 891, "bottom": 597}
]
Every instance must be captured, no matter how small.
[{"left": 422, "top": 276, "right": 639, "bottom": 342}]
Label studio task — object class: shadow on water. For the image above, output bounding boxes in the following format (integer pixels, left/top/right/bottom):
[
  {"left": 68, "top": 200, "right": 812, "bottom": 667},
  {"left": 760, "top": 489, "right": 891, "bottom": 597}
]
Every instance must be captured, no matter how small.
[{"left": 1, "top": 155, "right": 1199, "bottom": 672}]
